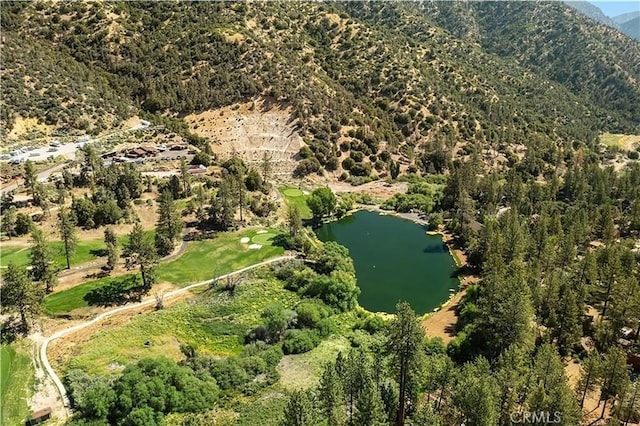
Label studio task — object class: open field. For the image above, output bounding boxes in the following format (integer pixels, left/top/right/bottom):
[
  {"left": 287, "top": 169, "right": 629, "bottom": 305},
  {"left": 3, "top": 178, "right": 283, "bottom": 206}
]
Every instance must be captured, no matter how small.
[
  {"left": 1, "top": 343, "right": 34, "bottom": 426},
  {"left": 277, "top": 335, "right": 351, "bottom": 390},
  {"left": 52, "top": 276, "right": 299, "bottom": 375},
  {"left": 43, "top": 228, "right": 284, "bottom": 314},
  {"left": 279, "top": 186, "right": 312, "bottom": 219},
  {"left": 600, "top": 132, "right": 640, "bottom": 150}
]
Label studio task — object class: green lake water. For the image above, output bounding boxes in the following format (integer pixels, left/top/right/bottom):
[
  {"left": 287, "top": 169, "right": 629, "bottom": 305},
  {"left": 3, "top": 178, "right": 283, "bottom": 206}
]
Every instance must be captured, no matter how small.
[{"left": 315, "top": 210, "right": 459, "bottom": 314}]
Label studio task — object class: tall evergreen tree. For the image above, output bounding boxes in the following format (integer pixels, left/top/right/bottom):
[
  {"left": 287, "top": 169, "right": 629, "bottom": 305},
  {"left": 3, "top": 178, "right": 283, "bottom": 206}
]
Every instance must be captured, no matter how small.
[
  {"left": 179, "top": 158, "right": 191, "bottom": 197},
  {"left": 155, "top": 190, "right": 183, "bottom": 256},
  {"left": 104, "top": 227, "right": 119, "bottom": 272},
  {"left": 599, "top": 347, "right": 631, "bottom": 420},
  {"left": 0, "top": 263, "right": 44, "bottom": 333},
  {"left": 576, "top": 351, "right": 602, "bottom": 409},
  {"left": 124, "top": 223, "right": 157, "bottom": 289},
  {"left": 57, "top": 205, "right": 78, "bottom": 270},
  {"left": 29, "top": 226, "right": 57, "bottom": 293},
  {"left": 386, "top": 302, "right": 424, "bottom": 426},
  {"left": 527, "top": 344, "right": 581, "bottom": 426},
  {"left": 354, "top": 375, "right": 387, "bottom": 426},
  {"left": 318, "top": 361, "right": 344, "bottom": 426},
  {"left": 451, "top": 357, "right": 500, "bottom": 426},
  {"left": 282, "top": 390, "right": 317, "bottom": 426},
  {"left": 23, "top": 159, "right": 37, "bottom": 196}
]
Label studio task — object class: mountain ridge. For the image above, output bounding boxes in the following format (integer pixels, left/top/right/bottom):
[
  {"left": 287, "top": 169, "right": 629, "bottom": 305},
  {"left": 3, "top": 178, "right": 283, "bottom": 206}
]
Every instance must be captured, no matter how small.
[{"left": 2, "top": 1, "right": 639, "bottom": 179}]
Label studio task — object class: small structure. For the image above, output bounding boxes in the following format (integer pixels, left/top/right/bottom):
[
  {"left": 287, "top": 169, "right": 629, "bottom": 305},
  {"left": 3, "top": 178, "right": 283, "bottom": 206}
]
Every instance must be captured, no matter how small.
[
  {"left": 27, "top": 407, "right": 51, "bottom": 425},
  {"left": 140, "top": 146, "right": 158, "bottom": 155},
  {"left": 126, "top": 148, "right": 148, "bottom": 159}
]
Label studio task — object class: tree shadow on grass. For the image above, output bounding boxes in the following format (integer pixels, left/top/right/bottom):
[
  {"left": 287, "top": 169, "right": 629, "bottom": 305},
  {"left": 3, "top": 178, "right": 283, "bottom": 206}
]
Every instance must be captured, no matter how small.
[
  {"left": 83, "top": 275, "right": 150, "bottom": 307},
  {"left": 89, "top": 248, "right": 108, "bottom": 257}
]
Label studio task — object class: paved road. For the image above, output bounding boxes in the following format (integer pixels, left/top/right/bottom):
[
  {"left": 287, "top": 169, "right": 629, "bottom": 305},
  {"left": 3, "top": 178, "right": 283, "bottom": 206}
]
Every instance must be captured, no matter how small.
[
  {"left": 39, "top": 255, "right": 296, "bottom": 416},
  {"left": 1, "top": 163, "right": 69, "bottom": 195}
]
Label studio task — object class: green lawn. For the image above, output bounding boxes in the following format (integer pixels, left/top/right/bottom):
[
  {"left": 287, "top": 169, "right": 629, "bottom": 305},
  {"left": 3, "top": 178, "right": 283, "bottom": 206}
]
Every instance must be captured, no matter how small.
[
  {"left": 1, "top": 343, "right": 34, "bottom": 426},
  {"left": 0, "top": 234, "right": 133, "bottom": 271},
  {"left": 279, "top": 186, "right": 312, "bottom": 219},
  {"left": 44, "top": 229, "right": 285, "bottom": 315},
  {"left": 63, "top": 276, "right": 299, "bottom": 375}
]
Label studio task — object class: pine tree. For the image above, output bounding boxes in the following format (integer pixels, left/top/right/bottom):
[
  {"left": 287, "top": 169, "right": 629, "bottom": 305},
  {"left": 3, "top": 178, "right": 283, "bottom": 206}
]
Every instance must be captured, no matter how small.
[
  {"left": 23, "top": 159, "right": 37, "bottom": 195},
  {"left": 386, "top": 302, "right": 425, "bottom": 426},
  {"left": 287, "top": 205, "right": 302, "bottom": 238},
  {"left": 57, "top": 205, "right": 78, "bottom": 270},
  {"left": 451, "top": 357, "right": 500, "bottom": 426},
  {"left": 1, "top": 205, "right": 17, "bottom": 238},
  {"left": 124, "top": 222, "right": 157, "bottom": 289},
  {"left": 282, "top": 390, "right": 317, "bottom": 426},
  {"left": 354, "top": 371, "right": 387, "bottom": 426},
  {"left": 1, "top": 263, "right": 44, "bottom": 333},
  {"left": 155, "top": 190, "right": 183, "bottom": 256},
  {"left": 576, "top": 351, "right": 602, "bottom": 409},
  {"left": 599, "top": 347, "right": 631, "bottom": 420},
  {"left": 29, "top": 226, "right": 57, "bottom": 293},
  {"left": 104, "top": 227, "right": 119, "bottom": 272},
  {"left": 180, "top": 158, "right": 191, "bottom": 197},
  {"left": 318, "top": 362, "right": 344, "bottom": 426},
  {"left": 527, "top": 344, "right": 581, "bottom": 426}
]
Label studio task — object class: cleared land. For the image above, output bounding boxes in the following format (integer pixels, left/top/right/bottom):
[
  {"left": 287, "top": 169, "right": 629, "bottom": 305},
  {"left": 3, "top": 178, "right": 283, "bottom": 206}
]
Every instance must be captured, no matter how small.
[
  {"left": 185, "top": 98, "right": 304, "bottom": 175},
  {"left": 1, "top": 343, "right": 34, "bottom": 426},
  {"left": 43, "top": 229, "right": 284, "bottom": 314},
  {"left": 600, "top": 132, "right": 640, "bottom": 150}
]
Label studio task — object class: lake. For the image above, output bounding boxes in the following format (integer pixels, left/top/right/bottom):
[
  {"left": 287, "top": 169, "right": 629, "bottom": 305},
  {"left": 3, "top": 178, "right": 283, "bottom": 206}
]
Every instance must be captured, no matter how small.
[{"left": 315, "top": 209, "right": 459, "bottom": 314}]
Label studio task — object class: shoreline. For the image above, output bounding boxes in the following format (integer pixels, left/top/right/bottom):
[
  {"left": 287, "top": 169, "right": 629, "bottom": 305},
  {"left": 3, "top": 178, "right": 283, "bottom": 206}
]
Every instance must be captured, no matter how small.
[{"left": 323, "top": 206, "right": 478, "bottom": 342}]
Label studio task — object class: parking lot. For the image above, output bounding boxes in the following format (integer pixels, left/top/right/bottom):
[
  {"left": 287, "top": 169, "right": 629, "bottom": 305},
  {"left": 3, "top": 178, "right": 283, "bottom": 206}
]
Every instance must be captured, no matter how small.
[{"left": 1, "top": 139, "right": 88, "bottom": 164}]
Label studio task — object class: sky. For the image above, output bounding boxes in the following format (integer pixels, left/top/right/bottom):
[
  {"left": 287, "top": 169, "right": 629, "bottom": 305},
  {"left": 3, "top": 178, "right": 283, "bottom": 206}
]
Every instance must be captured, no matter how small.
[{"left": 589, "top": 1, "right": 640, "bottom": 17}]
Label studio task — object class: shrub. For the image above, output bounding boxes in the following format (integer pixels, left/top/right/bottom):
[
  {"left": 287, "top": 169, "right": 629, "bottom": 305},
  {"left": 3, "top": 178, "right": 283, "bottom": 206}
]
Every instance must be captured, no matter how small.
[
  {"left": 191, "top": 151, "right": 211, "bottom": 166},
  {"left": 295, "top": 300, "right": 330, "bottom": 328},
  {"left": 282, "top": 329, "right": 320, "bottom": 354}
]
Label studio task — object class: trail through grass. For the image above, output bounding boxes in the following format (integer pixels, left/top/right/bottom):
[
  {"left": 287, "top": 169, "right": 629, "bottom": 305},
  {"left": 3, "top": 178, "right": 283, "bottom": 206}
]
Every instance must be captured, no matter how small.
[{"left": 63, "top": 276, "right": 298, "bottom": 375}]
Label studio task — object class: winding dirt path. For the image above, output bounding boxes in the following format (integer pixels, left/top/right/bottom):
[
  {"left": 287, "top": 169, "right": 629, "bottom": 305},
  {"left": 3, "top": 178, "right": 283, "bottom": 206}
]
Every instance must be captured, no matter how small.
[{"left": 37, "top": 255, "right": 296, "bottom": 420}]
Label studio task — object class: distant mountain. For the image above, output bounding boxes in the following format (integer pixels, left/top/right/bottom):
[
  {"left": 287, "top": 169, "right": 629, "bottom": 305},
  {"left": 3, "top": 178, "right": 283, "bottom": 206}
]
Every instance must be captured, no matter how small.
[
  {"left": 612, "top": 10, "right": 640, "bottom": 25},
  {"left": 619, "top": 16, "right": 640, "bottom": 40},
  {"left": 564, "top": 1, "right": 640, "bottom": 40},
  {"left": 564, "top": 1, "right": 615, "bottom": 26}
]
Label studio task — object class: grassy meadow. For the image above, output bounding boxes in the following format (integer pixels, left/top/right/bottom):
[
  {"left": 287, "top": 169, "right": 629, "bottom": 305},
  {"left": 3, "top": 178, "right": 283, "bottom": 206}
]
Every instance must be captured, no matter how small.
[{"left": 61, "top": 275, "right": 299, "bottom": 375}]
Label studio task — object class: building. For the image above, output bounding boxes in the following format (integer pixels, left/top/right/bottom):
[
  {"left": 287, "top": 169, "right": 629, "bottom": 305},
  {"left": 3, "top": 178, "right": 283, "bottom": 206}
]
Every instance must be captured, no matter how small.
[{"left": 27, "top": 407, "right": 51, "bottom": 425}]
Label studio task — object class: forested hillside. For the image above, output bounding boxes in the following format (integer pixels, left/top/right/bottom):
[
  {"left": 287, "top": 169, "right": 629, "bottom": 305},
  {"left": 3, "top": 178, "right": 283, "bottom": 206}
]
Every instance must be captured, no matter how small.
[{"left": 2, "top": 1, "right": 638, "bottom": 179}]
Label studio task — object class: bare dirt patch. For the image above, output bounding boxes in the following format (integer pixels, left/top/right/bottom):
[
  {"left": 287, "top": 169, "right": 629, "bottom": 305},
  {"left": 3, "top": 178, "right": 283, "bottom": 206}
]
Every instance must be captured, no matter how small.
[
  {"left": 325, "top": 179, "right": 408, "bottom": 200},
  {"left": 184, "top": 97, "right": 304, "bottom": 175}
]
